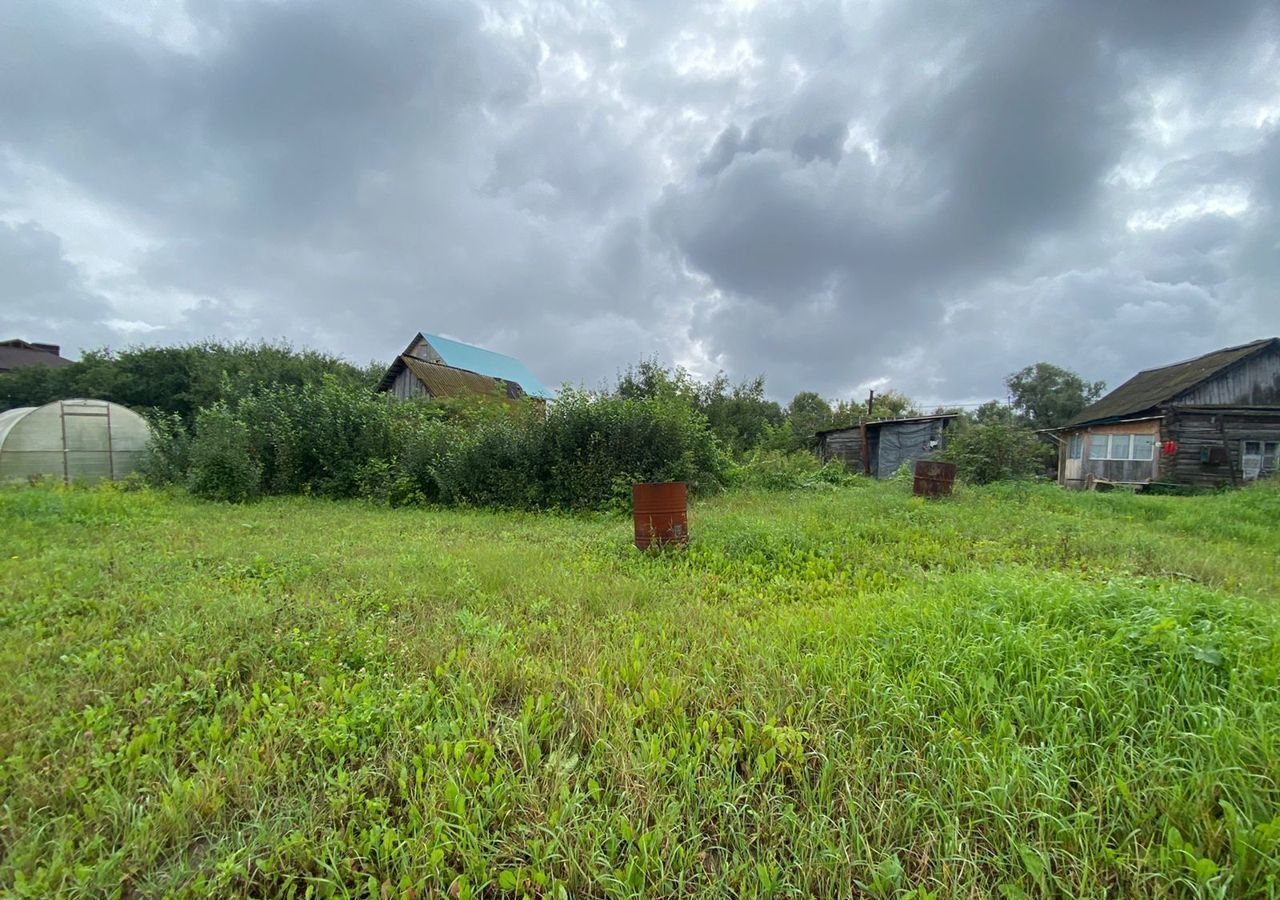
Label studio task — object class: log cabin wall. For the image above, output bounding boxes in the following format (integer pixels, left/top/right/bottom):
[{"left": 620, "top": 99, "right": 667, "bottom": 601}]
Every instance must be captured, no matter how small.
[{"left": 1161, "top": 408, "right": 1280, "bottom": 487}]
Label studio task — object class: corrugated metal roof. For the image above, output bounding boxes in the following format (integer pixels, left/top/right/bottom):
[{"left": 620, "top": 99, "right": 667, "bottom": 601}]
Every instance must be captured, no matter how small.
[
  {"left": 1064, "top": 338, "right": 1279, "bottom": 428},
  {"left": 421, "top": 333, "right": 553, "bottom": 399},
  {"left": 401, "top": 356, "right": 523, "bottom": 401}
]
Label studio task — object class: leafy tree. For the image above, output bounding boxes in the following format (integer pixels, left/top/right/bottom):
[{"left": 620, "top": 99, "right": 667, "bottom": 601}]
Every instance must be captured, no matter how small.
[
  {"left": 864, "top": 389, "right": 921, "bottom": 421},
  {"left": 1005, "top": 363, "right": 1104, "bottom": 429},
  {"left": 971, "top": 399, "right": 1019, "bottom": 427},
  {"left": 0, "top": 340, "right": 380, "bottom": 419},
  {"left": 613, "top": 360, "right": 781, "bottom": 456},
  {"left": 782, "top": 391, "right": 834, "bottom": 450},
  {"left": 697, "top": 373, "right": 784, "bottom": 454}
]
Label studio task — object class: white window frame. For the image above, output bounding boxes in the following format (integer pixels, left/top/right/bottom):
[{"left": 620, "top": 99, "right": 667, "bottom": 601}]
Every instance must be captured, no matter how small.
[
  {"left": 1068, "top": 434, "right": 1083, "bottom": 460},
  {"left": 1242, "top": 440, "right": 1279, "bottom": 481},
  {"left": 1086, "top": 433, "right": 1156, "bottom": 462}
]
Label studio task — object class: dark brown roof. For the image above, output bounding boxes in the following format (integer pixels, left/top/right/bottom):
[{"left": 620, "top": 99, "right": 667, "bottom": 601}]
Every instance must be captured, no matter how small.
[
  {"left": 1064, "top": 338, "right": 1279, "bottom": 428},
  {"left": 0, "top": 339, "right": 74, "bottom": 373}
]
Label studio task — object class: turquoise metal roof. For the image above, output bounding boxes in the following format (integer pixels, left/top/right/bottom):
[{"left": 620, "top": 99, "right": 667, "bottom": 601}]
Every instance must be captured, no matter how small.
[{"left": 421, "top": 333, "right": 554, "bottom": 399}]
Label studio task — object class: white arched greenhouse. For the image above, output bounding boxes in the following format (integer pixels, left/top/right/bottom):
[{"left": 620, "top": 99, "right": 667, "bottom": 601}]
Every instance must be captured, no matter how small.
[{"left": 0, "top": 399, "right": 152, "bottom": 484}]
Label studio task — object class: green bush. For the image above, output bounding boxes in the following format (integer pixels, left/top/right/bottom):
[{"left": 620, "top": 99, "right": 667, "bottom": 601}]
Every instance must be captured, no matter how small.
[
  {"left": 942, "top": 420, "right": 1050, "bottom": 484},
  {"left": 534, "top": 389, "right": 729, "bottom": 509},
  {"left": 234, "top": 377, "right": 396, "bottom": 497},
  {"left": 154, "top": 382, "right": 729, "bottom": 511},
  {"left": 731, "top": 450, "right": 858, "bottom": 491},
  {"left": 185, "top": 405, "right": 261, "bottom": 502},
  {"left": 139, "top": 411, "right": 191, "bottom": 486}
]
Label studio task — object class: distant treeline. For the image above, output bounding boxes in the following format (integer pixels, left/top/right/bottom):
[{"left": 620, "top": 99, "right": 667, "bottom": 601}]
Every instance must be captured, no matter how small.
[
  {"left": 0, "top": 341, "right": 1104, "bottom": 500},
  {"left": 0, "top": 341, "right": 382, "bottom": 421}
]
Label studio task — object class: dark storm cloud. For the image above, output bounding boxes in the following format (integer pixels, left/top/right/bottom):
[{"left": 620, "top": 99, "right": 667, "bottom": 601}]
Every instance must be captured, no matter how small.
[{"left": 1, "top": 0, "right": 1278, "bottom": 404}]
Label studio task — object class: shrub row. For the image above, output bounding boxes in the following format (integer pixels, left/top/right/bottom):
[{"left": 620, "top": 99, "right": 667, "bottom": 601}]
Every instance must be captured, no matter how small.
[{"left": 145, "top": 380, "right": 730, "bottom": 509}]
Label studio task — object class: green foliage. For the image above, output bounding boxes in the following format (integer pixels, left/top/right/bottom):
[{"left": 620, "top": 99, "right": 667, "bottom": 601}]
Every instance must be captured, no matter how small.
[
  {"left": 234, "top": 377, "right": 397, "bottom": 497},
  {"left": 614, "top": 359, "right": 782, "bottom": 455},
  {"left": 185, "top": 405, "right": 260, "bottom": 502},
  {"left": 972, "top": 399, "right": 1019, "bottom": 426},
  {"left": 776, "top": 391, "right": 834, "bottom": 451},
  {"left": 864, "top": 389, "right": 921, "bottom": 421},
  {"left": 154, "top": 379, "right": 728, "bottom": 511},
  {"left": 138, "top": 411, "right": 191, "bottom": 486},
  {"left": 1005, "top": 362, "right": 1105, "bottom": 429},
  {"left": 731, "top": 449, "right": 859, "bottom": 491},
  {"left": 0, "top": 340, "right": 379, "bottom": 420},
  {"left": 943, "top": 419, "right": 1052, "bottom": 484},
  {"left": 1, "top": 480, "right": 1278, "bottom": 896}
]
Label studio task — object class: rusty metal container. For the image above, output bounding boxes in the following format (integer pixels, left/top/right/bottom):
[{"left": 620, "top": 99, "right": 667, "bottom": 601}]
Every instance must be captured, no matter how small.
[
  {"left": 632, "top": 481, "right": 689, "bottom": 550},
  {"left": 913, "top": 460, "right": 956, "bottom": 497}
]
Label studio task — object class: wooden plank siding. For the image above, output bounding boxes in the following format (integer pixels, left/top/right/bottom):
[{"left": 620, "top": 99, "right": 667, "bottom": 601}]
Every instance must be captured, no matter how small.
[
  {"left": 819, "top": 428, "right": 865, "bottom": 472},
  {"left": 1161, "top": 408, "right": 1280, "bottom": 487},
  {"left": 1171, "top": 345, "right": 1280, "bottom": 406},
  {"left": 390, "top": 365, "right": 430, "bottom": 400},
  {"left": 1057, "top": 419, "right": 1160, "bottom": 488}
]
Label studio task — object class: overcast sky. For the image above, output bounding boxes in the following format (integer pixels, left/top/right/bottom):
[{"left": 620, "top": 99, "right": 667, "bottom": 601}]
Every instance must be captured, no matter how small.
[{"left": 2, "top": 0, "right": 1278, "bottom": 405}]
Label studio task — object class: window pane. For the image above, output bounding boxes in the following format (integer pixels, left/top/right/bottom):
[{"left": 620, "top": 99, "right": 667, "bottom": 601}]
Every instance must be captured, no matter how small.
[
  {"left": 1089, "top": 435, "right": 1108, "bottom": 459},
  {"left": 1131, "top": 434, "right": 1154, "bottom": 460},
  {"left": 1069, "top": 434, "right": 1082, "bottom": 459},
  {"left": 1244, "top": 440, "right": 1261, "bottom": 454},
  {"left": 1110, "top": 435, "right": 1130, "bottom": 460}
]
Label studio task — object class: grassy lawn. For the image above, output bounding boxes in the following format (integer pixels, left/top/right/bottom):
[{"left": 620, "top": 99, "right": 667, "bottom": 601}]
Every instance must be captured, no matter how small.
[{"left": 1, "top": 479, "right": 1278, "bottom": 897}]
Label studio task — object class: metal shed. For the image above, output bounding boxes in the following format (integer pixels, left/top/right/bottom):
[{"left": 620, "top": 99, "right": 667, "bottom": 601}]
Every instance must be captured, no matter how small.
[{"left": 0, "top": 399, "right": 152, "bottom": 484}]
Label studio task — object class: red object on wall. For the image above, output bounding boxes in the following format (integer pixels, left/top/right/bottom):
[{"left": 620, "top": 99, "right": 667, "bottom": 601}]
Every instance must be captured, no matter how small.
[{"left": 1161, "top": 441, "right": 1178, "bottom": 456}]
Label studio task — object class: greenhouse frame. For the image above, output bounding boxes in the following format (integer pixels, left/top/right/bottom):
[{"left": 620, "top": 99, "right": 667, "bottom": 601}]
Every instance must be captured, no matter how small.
[{"left": 0, "top": 399, "right": 151, "bottom": 484}]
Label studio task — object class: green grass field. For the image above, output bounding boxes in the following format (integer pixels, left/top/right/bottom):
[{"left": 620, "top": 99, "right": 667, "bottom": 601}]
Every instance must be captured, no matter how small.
[{"left": 2, "top": 479, "right": 1278, "bottom": 898}]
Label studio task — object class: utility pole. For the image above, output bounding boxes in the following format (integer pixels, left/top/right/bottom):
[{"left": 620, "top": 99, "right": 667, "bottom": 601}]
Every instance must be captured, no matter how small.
[{"left": 867, "top": 389, "right": 875, "bottom": 417}]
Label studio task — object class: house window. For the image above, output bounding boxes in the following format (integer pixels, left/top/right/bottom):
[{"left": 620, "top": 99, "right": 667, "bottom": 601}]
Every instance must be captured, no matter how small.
[
  {"left": 1068, "top": 434, "right": 1082, "bottom": 459},
  {"left": 1087, "top": 433, "right": 1156, "bottom": 461},
  {"left": 1242, "top": 440, "right": 1279, "bottom": 481}
]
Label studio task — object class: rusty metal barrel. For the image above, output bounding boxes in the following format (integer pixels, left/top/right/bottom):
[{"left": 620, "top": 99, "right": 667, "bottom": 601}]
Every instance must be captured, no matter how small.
[
  {"left": 632, "top": 481, "right": 689, "bottom": 550},
  {"left": 913, "top": 460, "right": 956, "bottom": 497}
]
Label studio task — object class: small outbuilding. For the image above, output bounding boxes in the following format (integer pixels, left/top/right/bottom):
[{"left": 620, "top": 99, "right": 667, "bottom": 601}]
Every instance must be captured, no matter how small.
[
  {"left": 376, "top": 332, "right": 553, "bottom": 403},
  {"left": 1050, "top": 338, "right": 1280, "bottom": 489},
  {"left": 818, "top": 413, "right": 958, "bottom": 478},
  {"left": 0, "top": 399, "right": 151, "bottom": 484}
]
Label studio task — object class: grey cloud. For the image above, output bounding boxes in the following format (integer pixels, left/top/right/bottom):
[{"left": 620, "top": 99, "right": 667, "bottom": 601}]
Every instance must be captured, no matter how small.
[{"left": 0, "top": 0, "right": 1277, "bottom": 405}]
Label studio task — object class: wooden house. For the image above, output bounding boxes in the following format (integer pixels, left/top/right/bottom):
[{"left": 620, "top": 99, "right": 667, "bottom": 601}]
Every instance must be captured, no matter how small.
[
  {"left": 1052, "top": 338, "right": 1280, "bottom": 489},
  {"left": 376, "top": 333, "right": 553, "bottom": 404},
  {"left": 818, "top": 413, "right": 957, "bottom": 478}
]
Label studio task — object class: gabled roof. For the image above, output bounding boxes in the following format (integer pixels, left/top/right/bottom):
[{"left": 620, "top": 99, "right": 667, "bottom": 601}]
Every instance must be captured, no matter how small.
[
  {"left": 420, "top": 333, "right": 553, "bottom": 399},
  {"left": 1064, "top": 338, "right": 1280, "bottom": 428},
  {"left": 401, "top": 357, "right": 525, "bottom": 401}
]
